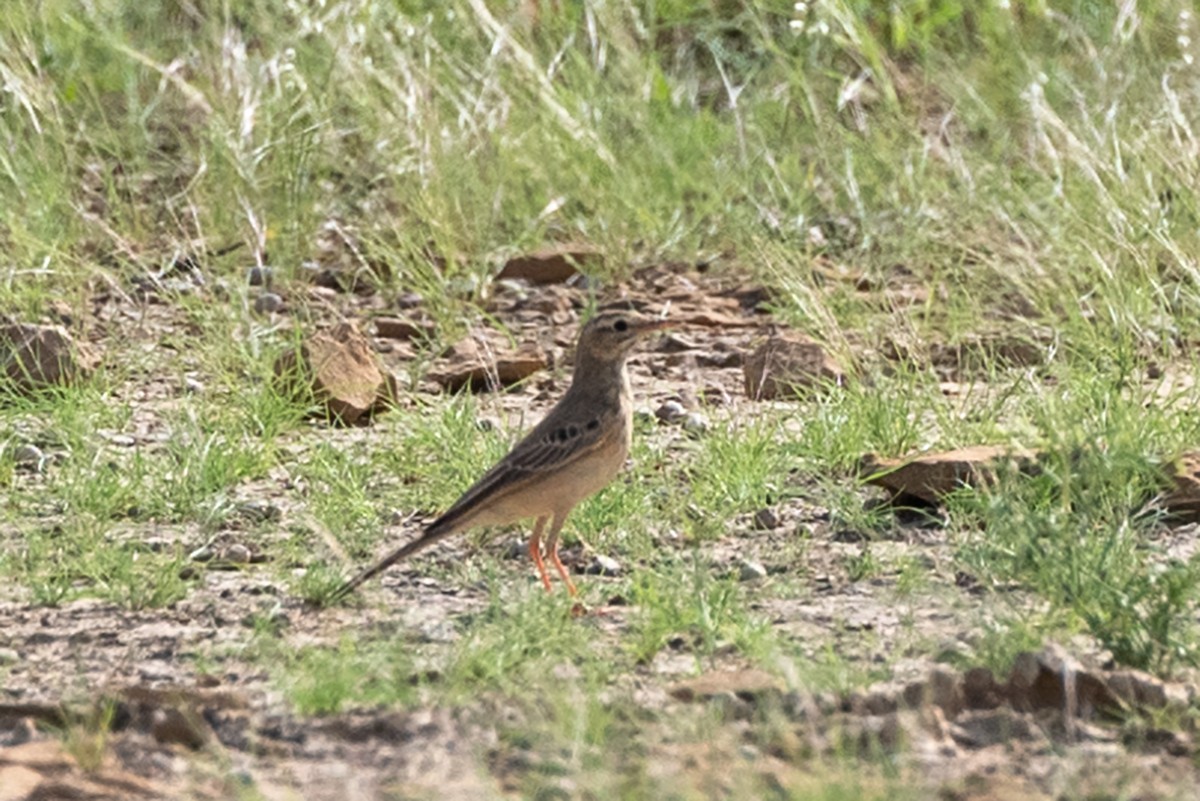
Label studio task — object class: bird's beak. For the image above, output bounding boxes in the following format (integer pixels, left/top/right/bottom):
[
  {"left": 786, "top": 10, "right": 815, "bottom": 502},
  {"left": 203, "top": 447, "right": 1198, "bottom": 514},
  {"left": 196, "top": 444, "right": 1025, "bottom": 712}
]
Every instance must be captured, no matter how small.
[{"left": 636, "top": 317, "right": 673, "bottom": 335}]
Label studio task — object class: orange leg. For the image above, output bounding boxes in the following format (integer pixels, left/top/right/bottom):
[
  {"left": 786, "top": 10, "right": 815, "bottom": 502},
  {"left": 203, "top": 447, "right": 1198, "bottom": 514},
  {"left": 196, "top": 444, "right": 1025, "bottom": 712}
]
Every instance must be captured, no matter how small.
[
  {"left": 528, "top": 516, "right": 553, "bottom": 592},
  {"left": 549, "top": 542, "right": 578, "bottom": 596},
  {"left": 545, "top": 513, "right": 578, "bottom": 597}
]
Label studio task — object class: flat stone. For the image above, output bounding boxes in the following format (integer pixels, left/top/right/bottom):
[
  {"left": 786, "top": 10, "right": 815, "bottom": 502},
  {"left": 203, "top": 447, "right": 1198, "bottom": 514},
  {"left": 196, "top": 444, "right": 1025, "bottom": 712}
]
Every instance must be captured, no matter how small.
[
  {"left": 374, "top": 316, "right": 432, "bottom": 341},
  {"left": 497, "top": 244, "right": 601, "bottom": 285},
  {"left": 861, "top": 445, "right": 1040, "bottom": 505},
  {"left": 274, "top": 322, "right": 398, "bottom": 424},
  {"left": 742, "top": 332, "right": 845, "bottom": 400}
]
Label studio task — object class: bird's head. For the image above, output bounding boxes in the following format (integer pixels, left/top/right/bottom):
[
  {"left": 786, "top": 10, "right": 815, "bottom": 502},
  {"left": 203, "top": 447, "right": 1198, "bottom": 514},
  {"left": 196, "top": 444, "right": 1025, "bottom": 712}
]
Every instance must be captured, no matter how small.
[{"left": 575, "top": 309, "right": 671, "bottom": 363}]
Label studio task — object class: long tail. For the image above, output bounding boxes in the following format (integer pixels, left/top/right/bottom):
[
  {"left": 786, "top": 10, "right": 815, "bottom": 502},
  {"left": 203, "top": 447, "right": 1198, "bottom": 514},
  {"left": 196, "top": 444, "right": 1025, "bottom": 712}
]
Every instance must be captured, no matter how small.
[{"left": 328, "top": 519, "right": 456, "bottom": 603}]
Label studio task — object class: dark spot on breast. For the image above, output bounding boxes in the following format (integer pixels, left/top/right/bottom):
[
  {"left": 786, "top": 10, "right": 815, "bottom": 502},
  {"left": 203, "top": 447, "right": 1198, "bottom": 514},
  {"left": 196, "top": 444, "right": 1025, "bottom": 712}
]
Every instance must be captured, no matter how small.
[
  {"left": 567, "top": 425, "right": 579, "bottom": 438},
  {"left": 555, "top": 428, "right": 570, "bottom": 442},
  {"left": 586, "top": 419, "right": 599, "bottom": 431}
]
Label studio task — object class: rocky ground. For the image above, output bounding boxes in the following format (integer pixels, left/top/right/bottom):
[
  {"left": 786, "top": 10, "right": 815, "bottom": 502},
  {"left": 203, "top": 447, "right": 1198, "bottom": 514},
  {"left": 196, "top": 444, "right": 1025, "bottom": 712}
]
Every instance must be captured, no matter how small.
[{"left": 2, "top": 255, "right": 1199, "bottom": 800}]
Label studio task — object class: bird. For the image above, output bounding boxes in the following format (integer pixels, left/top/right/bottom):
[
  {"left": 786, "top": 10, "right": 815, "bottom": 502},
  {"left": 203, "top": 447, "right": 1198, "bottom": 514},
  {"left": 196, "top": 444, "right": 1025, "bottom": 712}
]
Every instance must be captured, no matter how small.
[{"left": 329, "top": 308, "right": 670, "bottom": 603}]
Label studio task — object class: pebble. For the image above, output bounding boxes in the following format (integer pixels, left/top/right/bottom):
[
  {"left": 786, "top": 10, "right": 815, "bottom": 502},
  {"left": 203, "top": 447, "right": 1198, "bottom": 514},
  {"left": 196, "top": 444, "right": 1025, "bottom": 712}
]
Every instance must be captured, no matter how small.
[
  {"left": 655, "top": 399, "right": 687, "bottom": 424},
  {"left": 753, "top": 507, "right": 780, "bottom": 530},
  {"left": 182, "top": 376, "right": 206, "bottom": 394},
  {"left": 12, "top": 444, "right": 45, "bottom": 469},
  {"left": 236, "top": 501, "right": 282, "bottom": 523},
  {"left": 0, "top": 648, "right": 18, "bottom": 666},
  {"left": 738, "top": 559, "right": 768, "bottom": 582},
  {"left": 585, "top": 554, "right": 622, "bottom": 577},
  {"left": 254, "top": 292, "right": 284, "bottom": 314},
  {"left": 188, "top": 545, "right": 215, "bottom": 563},
  {"left": 396, "top": 292, "right": 423, "bottom": 309},
  {"left": 104, "top": 433, "right": 137, "bottom": 448},
  {"left": 246, "top": 266, "right": 273, "bottom": 287},
  {"left": 222, "top": 544, "right": 252, "bottom": 564},
  {"left": 682, "top": 412, "right": 710, "bottom": 434}
]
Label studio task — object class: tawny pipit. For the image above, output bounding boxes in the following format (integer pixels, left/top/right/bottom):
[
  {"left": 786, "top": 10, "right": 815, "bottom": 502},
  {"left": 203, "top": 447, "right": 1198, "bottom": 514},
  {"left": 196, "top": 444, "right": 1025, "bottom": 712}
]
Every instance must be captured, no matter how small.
[{"left": 330, "top": 310, "right": 669, "bottom": 602}]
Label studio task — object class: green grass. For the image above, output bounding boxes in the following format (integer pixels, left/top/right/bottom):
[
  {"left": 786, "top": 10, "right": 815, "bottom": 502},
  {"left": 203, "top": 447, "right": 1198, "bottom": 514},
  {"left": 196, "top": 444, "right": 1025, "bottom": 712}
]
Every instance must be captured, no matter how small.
[{"left": 5, "top": 0, "right": 1200, "bottom": 794}]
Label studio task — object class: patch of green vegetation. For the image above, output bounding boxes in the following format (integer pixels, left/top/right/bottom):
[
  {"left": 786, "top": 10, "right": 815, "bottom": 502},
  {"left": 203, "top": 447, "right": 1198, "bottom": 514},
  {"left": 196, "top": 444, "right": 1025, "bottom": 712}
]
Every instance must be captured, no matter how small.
[
  {"left": 272, "top": 635, "right": 419, "bottom": 716},
  {"left": 626, "top": 556, "right": 774, "bottom": 665},
  {"left": 952, "top": 372, "right": 1200, "bottom": 670}
]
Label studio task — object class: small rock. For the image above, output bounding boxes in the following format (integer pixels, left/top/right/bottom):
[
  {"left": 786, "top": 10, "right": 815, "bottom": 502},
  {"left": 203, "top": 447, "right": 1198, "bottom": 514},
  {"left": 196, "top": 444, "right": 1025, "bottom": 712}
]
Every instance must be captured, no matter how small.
[
  {"left": 738, "top": 559, "right": 768, "bottom": 582},
  {"left": 396, "top": 292, "right": 423, "bottom": 309},
  {"left": 429, "top": 336, "right": 548, "bottom": 393},
  {"left": 497, "top": 244, "right": 601, "bottom": 285},
  {"left": 1107, "top": 669, "right": 1189, "bottom": 712},
  {"left": 855, "top": 686, "right": 900, "bottom": 716},
  {"left": 742, "top": 332, "right": 846, "bottom": 400},
  {"left": 1007, "top": 644, "right": 1118, "bottom": 716},
  {"left": 752, "top": 508, "right": 779, "bottom": 530},
  {"left": 254, "top": 292, "right": 284, "bottom": 314},
  {"left": 182, "top": 376, "right": 206, "bottom": 394},
  {"left": 274, "top": 322, "right": 399, "bottom": 424},
  {"left": 963, "top": 666, "right": 1003, "bottom": 710},
  {"left": 682, "top": 412, "right": 710, "bottom": 434},
  {"left": 102, "top": 432, "right": 137, "bottom": 447},
  {"left": 222, "top": 544, "right": 253, "bottom": 564},
  {"left": 375, "top": 316, "right": 430, "bottom": 341},
  {"left": 655, "top": 399, "right": 687, "bottom": 424},
  {"left": 0, "top": 323, "right": 99, "bottom": 393},
  {"left": 246, "top": 266, "right": 273, "bottom": 287},
  {"left": 0, "top": 647, "right": 18, "bottom": 665},
  {"left": 236, "top": 501, "right": 282, "bottom": 523},
  {"left": 12, "top": 444, "right": 45, "bottom": 469},
  {"left": 585, "top": 554, "right": 622, "bottom": 577},
  {"left": 189, "top": 546, "right": 215, "bottom": 562},
  {"left": 151, "top": 707, "right": 208, "bottom": 749},
  {"left": 950, "top": 707, "right": 1040, "bottom": 748},
  {"left": 861, "top": 446, "right": 1040, "bottom": 506}
]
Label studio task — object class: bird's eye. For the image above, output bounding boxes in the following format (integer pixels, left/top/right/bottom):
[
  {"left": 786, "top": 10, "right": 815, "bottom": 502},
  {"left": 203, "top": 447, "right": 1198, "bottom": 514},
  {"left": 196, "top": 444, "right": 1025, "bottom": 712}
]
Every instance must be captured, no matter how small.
[{"left": 613, "top": 319, "right": 629, "bottom": 332}]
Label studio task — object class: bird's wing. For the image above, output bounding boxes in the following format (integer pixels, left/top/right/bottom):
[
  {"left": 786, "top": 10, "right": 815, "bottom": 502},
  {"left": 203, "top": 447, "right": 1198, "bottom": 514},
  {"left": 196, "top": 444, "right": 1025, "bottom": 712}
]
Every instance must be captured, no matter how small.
[{"left": 432, "top": 407, "right": 618, "bottom": 530}]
